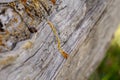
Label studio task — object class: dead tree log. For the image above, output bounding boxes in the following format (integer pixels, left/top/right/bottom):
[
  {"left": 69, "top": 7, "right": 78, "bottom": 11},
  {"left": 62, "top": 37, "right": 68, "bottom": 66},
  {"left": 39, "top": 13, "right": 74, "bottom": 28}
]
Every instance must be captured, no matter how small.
[{"left": 0, "top": 0, "right": 120, "bottom": 80}]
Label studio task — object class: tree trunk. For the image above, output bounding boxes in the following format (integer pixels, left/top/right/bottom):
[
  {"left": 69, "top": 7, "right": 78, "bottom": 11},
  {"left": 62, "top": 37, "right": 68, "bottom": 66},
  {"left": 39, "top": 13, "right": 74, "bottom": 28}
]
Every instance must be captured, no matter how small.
[{"left": 0, "top": 0, "right": 120, "bottom": 80}]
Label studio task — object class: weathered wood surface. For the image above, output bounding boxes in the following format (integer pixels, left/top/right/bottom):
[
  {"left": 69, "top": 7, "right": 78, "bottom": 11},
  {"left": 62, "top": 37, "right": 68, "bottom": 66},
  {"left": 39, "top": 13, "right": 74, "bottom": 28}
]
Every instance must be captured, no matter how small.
[
  {"left": 0, "top": 0, "right": 15, "bottom": 3},
  {"left": 0, "top": 0, "right": 120, "bottom": 80}
]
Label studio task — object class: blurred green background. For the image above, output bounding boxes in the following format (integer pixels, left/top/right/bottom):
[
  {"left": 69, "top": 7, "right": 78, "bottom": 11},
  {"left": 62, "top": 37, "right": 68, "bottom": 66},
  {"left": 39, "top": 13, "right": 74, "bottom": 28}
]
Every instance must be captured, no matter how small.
[{"left": 89, "top": 24, "right": 120, "bottom": 80}]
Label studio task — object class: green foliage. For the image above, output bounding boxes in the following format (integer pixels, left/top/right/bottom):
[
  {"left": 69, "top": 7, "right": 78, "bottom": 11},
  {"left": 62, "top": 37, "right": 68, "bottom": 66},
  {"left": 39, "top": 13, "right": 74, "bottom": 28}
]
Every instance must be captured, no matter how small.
[{"left": 89, "top": 25, "right": 120, "bottom": 80}]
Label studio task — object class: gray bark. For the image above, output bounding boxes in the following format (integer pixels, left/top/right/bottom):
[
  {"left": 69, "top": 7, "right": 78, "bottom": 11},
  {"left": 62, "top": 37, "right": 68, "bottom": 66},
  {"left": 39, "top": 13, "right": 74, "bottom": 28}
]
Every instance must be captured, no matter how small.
[{"left": 0, "top": 0, "right": 120, "bottom": 80}]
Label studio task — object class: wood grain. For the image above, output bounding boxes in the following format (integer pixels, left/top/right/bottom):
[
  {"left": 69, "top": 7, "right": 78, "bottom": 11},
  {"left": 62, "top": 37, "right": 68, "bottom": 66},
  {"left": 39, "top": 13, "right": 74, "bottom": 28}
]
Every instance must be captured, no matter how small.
[{"left": 0, "top": 0, "right": 120, "bottom": 80}]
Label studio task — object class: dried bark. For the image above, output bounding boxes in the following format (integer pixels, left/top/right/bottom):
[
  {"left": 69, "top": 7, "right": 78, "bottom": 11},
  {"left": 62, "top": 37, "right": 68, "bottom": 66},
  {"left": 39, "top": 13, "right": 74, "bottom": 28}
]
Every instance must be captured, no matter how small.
[{"left": 0, "top": 0, "right": 120, "bottom": 80}]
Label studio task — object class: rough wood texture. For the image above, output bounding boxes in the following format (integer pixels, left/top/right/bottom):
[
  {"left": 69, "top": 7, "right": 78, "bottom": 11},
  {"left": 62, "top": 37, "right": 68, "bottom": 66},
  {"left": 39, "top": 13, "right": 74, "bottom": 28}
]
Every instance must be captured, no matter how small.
[{"left": 0, "top": 0, "right": 120, "bottom": 80}]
